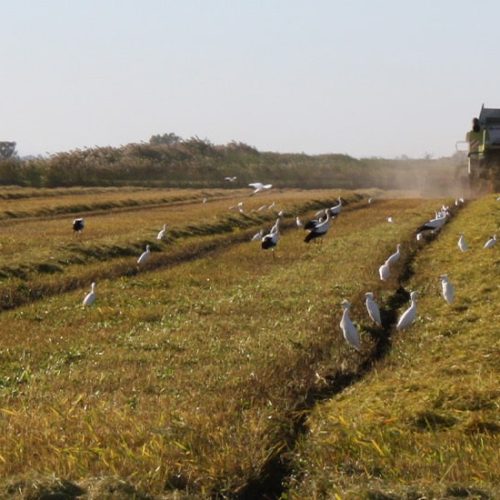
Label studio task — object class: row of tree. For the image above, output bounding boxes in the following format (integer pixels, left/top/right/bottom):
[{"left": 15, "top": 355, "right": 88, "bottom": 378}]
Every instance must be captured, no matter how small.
[{"left": 0, "top": 135, "right": 464, "bottom": 194}]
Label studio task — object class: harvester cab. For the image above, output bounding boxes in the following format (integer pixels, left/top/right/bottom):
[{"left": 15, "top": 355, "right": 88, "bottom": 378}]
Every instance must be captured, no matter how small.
[{"left": 460, "top": 105, "right": 500, "bottom": 192}]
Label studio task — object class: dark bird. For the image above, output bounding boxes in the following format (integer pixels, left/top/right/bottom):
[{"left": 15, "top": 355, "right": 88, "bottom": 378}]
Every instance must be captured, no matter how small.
[
  {"left": 73, "top": 218, "right": 85, "bottom": 236},
  {"left": 261, "top": 218, "right": 280, "bottom": 255},
  {"left": 304, "top": 210, "right": 332, "bottom": 243}
]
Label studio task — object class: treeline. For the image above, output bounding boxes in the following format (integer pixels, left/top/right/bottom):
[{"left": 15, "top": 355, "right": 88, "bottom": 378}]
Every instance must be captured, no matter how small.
[{"left": 0, "top": 135, "right": 465, "bottom": 193}]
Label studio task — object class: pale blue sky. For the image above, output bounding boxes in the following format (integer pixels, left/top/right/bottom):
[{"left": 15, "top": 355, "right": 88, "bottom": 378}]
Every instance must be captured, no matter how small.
[{"left": 2, "top": 0, "right": 499, "bottom": 158}]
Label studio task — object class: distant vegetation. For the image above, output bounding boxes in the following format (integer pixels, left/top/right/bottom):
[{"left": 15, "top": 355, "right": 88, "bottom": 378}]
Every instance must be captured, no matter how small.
[{"left": 0, "top": 135, "right": 466, "bottom": 194}]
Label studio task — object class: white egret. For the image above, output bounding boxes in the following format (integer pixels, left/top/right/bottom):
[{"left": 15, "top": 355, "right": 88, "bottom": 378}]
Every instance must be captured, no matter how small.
[
  {"left": 379, "top": 261, "right": 391, "bottom": 281},
  {"left": 440, "top": 275, "right": 455, "bottom": 304},
  {"left": 251, "top": 229, "right": 264, "bottom": 241},
  {"left": 157, "top": 224, "right": 168, "bottom": 240},
  {"left": 249, "top": 182, "right": 272, "bottom": 195},
  {"left": 396, "top": 291, "right": 418, "bottom": 330},
  {"left": 387, "top": 216, "right": 394, "bottom": 223},
  {"left": 457, "top": 233, "right": 468, "bottom": 252},
  {"left": 365, "top": 292, "right": 382, "bottom": 326},
  {"left": 385, "top": 244, "right": 401, "bottom": 267},
  {"left": 296, "top": 216, "right": 303, "bottom": 228},
  {"left": 224, "top": 176, "right": 237, "bottom": 182},
  {"left": 416, "top": 232, "right": 424, "bottom": 241},
  {"left": 137, "top": 245, "right": 151, "bottom": 266},
  {"left": 229, "top": 201, "right": 244, "bottom": 212},
  {"left": 340, "top": 301, "right": 361, "bottom": 351},
  {"left": 82, "top": 282, "right": 96, "bottom": 307},
  {"left": 484, "top": 234, "right": 497, "bottom": 249}
]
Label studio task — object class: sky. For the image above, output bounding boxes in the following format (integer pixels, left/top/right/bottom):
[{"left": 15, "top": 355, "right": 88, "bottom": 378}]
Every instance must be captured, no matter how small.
[{"left": 2, "top": 0, "right": 500, "bottom": 159}]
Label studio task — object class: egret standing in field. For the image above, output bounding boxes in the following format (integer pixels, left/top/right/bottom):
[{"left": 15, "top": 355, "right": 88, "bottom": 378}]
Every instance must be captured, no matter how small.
[
  {"left": 483, "top": 234, "right": 497, "bottom": 249},
  {"left": 365, "top": 292, "right": 382, "bottom": 326},
  {"left": 82, "top": 282, "right": 96, "bottom": 307},
  {"left": 137, "top": 245, "right": 151, "bottom": 266},
  {"left": 295, "top": 216, "right": 303, "bottom": 228},
  {"left": 379, "top": 260, "right": 391, "bottom": 281},
  {"left": 396, "top": 291, "right": 418, "bottom": 330},
  {"left": 157, "top": 224, "right": 168, "bottom": 240},
  {"left": 340, "top": 300, "right": 361, "bottom": 351},
  {"left": 385, "top": 244, "right": 401, "bottom": 267},
  {"left": 439, "top": 275, "right": 455, "bottom": 304},
  {"left": 73, "top": 218, "right": 85, "bottom": 237},
  {"left": 457, "top": 233, "right": 469, "bottom": 252}
]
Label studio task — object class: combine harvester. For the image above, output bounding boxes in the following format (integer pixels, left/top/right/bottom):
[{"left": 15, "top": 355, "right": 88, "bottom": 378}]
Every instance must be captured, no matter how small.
[{"left": 461, "top": 104, "right": 500, "bottom": 193}]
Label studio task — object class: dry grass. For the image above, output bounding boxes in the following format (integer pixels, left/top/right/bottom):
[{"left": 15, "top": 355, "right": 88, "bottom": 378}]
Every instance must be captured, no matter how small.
[
  {"left": 0, "top": 188, "right": 445, "bottom": 497},
  {"left": 288, "top": 194, "right": 499, "bottom": 499},
  {"left": 0, "top": 189, "right": 366, "bottom": 310}
]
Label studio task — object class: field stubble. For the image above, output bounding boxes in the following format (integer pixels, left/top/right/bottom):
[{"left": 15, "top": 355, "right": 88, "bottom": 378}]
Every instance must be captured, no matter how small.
[
  {"left": 0, "top": 187, "right": 475, "bottom": 498},
  {"left": 288, "top": 194, "right": 499, "bottom": 499}
]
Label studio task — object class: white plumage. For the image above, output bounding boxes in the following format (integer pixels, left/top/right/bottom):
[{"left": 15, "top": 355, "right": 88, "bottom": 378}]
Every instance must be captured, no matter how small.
[
  {"left": 137, "top": 244, "right": 151, "bottom": 265},
  {"left": 329, "top": 197, "right": 342, "bottom": 216},
  {"left": 483, "top": 234, "right": 497, "bottom": 249},
  {"left": 365, "top": 292, "right": 382, "bottom": 326},
  {"left": 295, "top": 216, "right": 303, "bottom": 228},
  {"left": 157, "top": 224, "right": 167, "bottom": 240},
  {"left": 249, "top": 182, "right": 272, "bottom": 195},
  {"left": 457, "top": 233, "right": 468, "bottom": 252},
  {"left": 82, "top": 282, "right": 96, "bottom": 306},
  {"left": 304, "top": 210, "right": 332, "bottom": 243},
  {"left": 261, "top": 220, "right": 280, "bottom": 254},
  {"left": 440, "top": 275, "right": 455, "bottom": 304},
  {"left": 379, "top": 261, "right": 391, "bottom": 281},
  {"left": 340, "top": 301, "right": 361, "bottom": 351},
  {"left": 385, "top": 244, "right": 401, "bottom": 267},
  {"left": 251, "top": 229, "right": 264, "bottom": 241},
  {"left": 417, "top": 212, "right": 448, "bottom": 232},
  {"left": 396, "top": 291, "right": 418, "bottom": 330}
]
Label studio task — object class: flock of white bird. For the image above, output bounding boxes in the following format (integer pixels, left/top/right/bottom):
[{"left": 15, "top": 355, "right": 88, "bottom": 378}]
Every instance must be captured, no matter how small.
[
  {"left": 77, "top": 190, "right": 497, "bottom": 359},
  {"left": 339, "top": 199, "right": 497, "bottom": 352}
]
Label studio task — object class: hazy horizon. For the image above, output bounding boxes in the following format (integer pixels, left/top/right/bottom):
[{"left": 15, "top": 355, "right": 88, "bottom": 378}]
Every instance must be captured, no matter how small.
[{"left": 2, "top": 1, "right": 500, "bottom": 159}]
